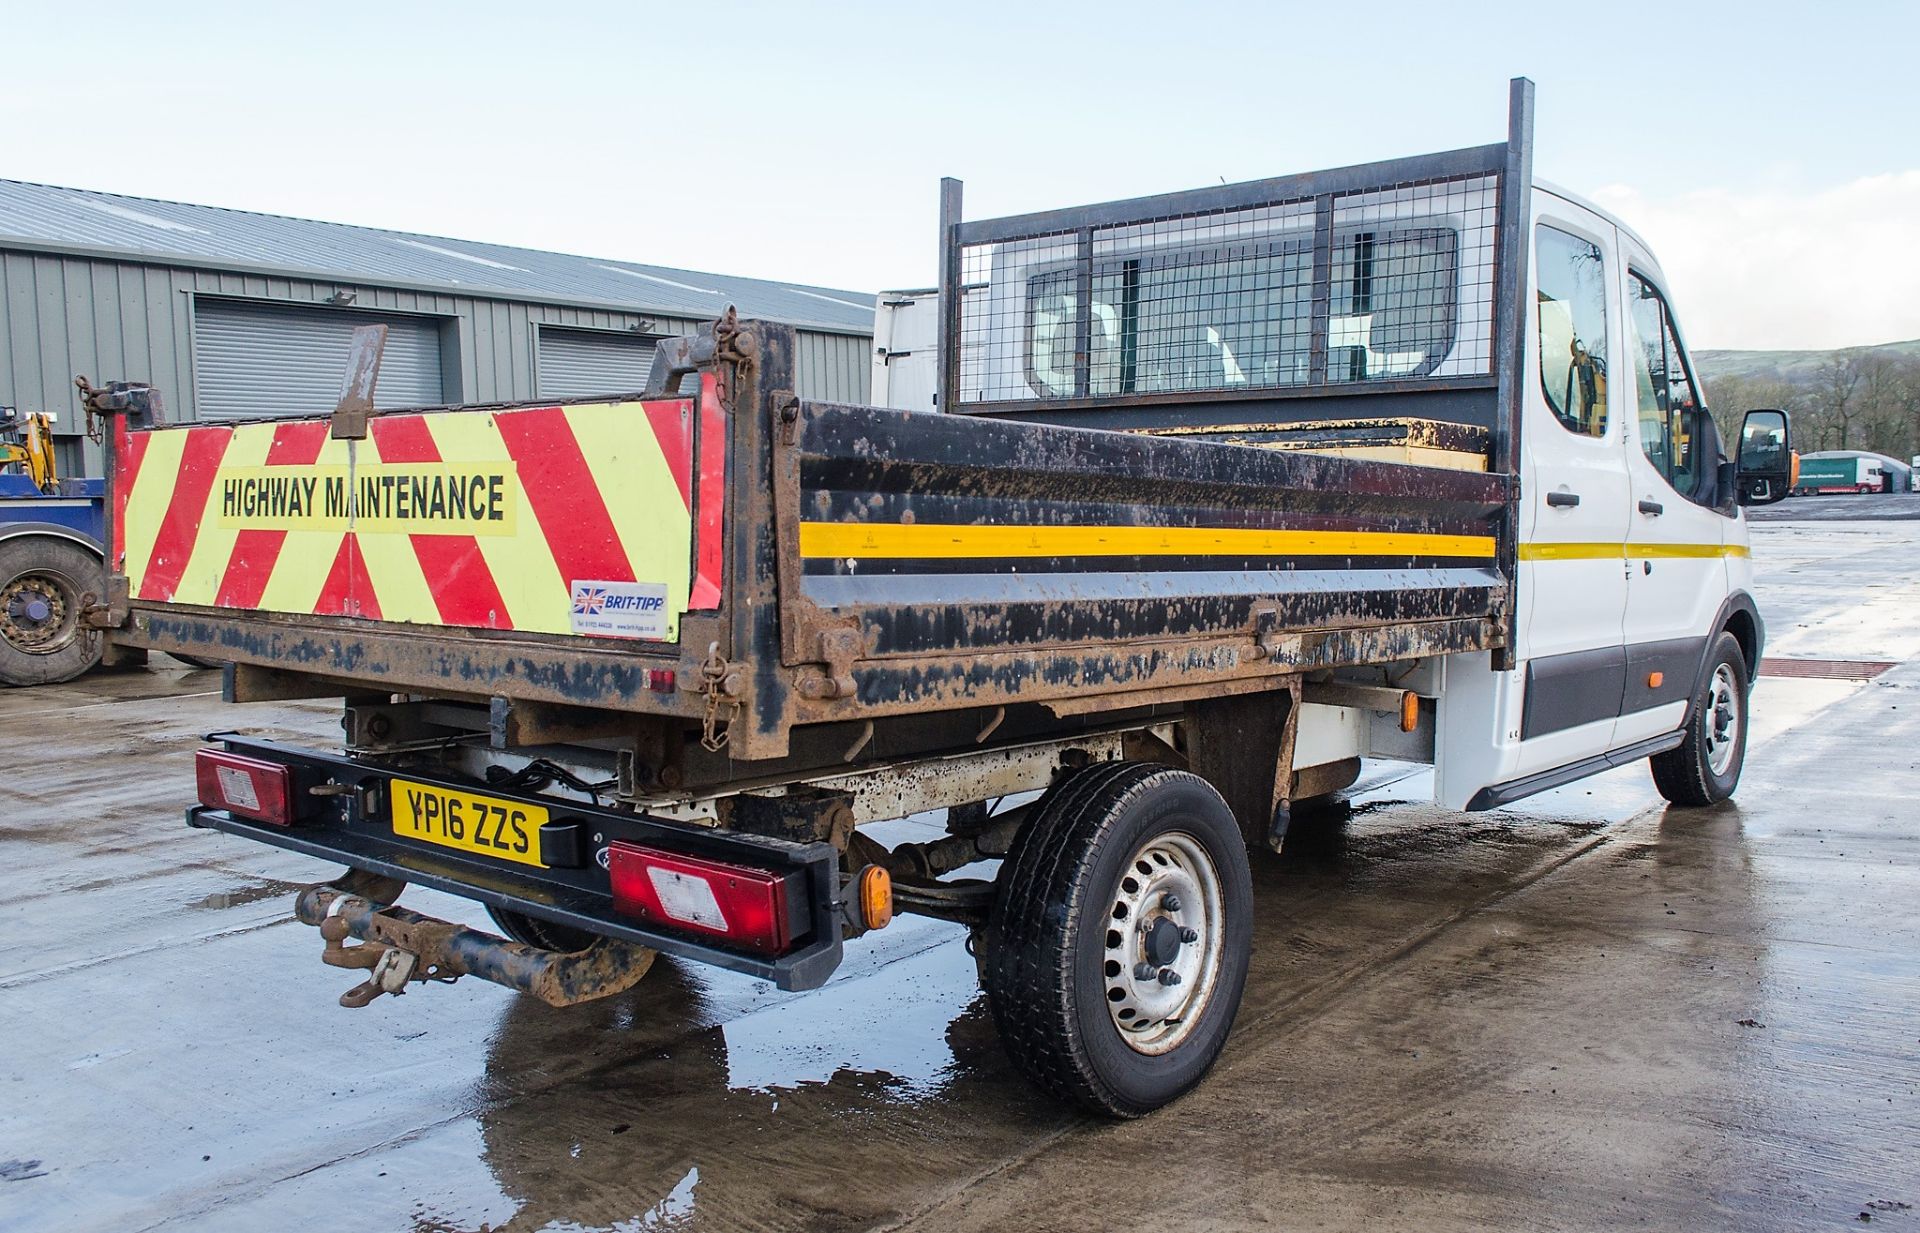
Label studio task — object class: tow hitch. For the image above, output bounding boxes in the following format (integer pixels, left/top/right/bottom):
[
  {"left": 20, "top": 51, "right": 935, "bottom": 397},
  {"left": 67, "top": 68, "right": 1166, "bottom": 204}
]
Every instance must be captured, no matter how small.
[{"left": 294, "top": 875, "right": 658, "bottom": 1009}]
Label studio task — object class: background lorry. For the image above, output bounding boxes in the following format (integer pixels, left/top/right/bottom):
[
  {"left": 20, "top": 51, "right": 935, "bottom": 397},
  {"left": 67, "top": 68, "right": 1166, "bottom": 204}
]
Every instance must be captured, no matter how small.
[
  {"left": 91, "top": 79, "right": 1795, "bottom": 1116},
  {"left": 1793, "top": 452, "right": 1886, "bottom": 495}
]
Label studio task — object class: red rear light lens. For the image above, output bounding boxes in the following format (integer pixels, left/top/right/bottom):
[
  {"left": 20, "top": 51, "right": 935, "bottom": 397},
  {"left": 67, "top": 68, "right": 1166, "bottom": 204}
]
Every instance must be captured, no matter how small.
[
  {"left": 606, "top": 842, "right": 795, "bottom": 954},
  {"left": 195, "top": 749, "right": 295, "bottom": 826}
]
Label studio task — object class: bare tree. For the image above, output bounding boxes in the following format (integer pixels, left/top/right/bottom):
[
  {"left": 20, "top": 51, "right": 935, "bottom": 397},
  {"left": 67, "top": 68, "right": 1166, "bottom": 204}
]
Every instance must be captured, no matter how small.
[{"left": 1808, "top": 353, "right": 1866, "bottom": 450}]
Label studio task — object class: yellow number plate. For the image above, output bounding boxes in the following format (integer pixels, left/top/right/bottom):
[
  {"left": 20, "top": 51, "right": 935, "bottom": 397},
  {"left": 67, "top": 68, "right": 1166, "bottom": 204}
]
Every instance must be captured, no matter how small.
[{"left": 392, "top": 779, "right": 548, "bottom": 868}]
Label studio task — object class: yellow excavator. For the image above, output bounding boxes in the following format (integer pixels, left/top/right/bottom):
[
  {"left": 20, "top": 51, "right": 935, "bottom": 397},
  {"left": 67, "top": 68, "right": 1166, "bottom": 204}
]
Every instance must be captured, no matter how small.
[{"left": 0, "top": 409, "right": 58, "bottom": 493}]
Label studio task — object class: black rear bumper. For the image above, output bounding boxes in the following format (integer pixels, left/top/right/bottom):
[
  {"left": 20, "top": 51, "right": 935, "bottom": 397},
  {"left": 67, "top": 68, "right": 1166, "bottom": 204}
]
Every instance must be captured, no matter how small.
[{"left": 188, "top": 735, "right": 845, "bottom": 991}]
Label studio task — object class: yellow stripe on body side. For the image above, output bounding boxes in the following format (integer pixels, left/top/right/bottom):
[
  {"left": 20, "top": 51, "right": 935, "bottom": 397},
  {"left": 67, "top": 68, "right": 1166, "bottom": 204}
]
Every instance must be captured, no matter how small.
[
  {"left": 1518, "top": 542, "right": 1751, "bottom": 561},
  {"left": 120, "top": 428, "right": 189, "bottom": 597},
  {"left": 799, "top": 523, "right": 1497, "bottom": 561}
]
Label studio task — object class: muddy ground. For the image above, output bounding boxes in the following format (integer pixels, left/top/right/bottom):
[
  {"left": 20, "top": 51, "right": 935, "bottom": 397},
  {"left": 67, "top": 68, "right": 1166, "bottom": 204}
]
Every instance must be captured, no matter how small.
[{"left": 1, "top": 519, "right": 1915, "bottom": 1232}]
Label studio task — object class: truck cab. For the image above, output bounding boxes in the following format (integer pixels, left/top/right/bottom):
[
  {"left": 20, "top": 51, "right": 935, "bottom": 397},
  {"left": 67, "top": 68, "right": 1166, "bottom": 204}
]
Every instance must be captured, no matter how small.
[{"left": 1442, "top": 182, "right": 1764, "bottom": 807}]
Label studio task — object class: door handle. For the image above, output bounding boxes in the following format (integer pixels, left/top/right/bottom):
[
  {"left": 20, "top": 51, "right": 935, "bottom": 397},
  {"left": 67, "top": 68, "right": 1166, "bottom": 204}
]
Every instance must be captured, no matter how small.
[
  {"left": 1546, "top": 491, "right": 1581, "bottom": 508},
  {"left": 1638, "top": 499, "right": 1665, "bottom": 515}
]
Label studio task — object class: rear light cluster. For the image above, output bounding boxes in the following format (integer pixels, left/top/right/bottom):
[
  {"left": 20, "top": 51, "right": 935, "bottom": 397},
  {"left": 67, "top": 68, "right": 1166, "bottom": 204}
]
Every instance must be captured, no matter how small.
[
  {"left": 195, "top": 749, "right": 295, "bottom": 826},
  {"left": 607, "top": 842, "right": 799, "bottom": 954}
]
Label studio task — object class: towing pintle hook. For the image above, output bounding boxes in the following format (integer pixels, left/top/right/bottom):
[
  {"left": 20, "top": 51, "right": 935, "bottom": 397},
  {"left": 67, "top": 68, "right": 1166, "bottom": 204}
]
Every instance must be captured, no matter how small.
[
  {"left": 306, "top": 876, "right": 453, "bottom": 1007},
  {"left": 294, "top": 873, "right": 660, "bottom": 1009},
  {"left": 319, "top": 909, "right": 453, "bottom": 1009}
]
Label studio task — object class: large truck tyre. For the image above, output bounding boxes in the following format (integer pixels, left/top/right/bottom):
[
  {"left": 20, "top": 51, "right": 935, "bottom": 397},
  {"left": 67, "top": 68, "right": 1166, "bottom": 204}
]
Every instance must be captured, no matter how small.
[
  {"left": 486, "top": 906, "right": 609, "bottom": 956},
  {"left": 0, "top": 537, "right": 103, "bottom": 687},
  {"left": 984, "top": 761, "right": 1253, "bottom": 1117},
  {"left": 1651, "top": 631, "right": 1750, "bottom": 807}
]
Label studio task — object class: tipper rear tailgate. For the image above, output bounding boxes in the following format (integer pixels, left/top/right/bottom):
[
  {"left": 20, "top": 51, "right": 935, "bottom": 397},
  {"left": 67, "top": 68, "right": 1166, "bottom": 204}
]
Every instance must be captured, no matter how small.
[{"left": 113, "top": 377, "right": 724, "bottom": 644}]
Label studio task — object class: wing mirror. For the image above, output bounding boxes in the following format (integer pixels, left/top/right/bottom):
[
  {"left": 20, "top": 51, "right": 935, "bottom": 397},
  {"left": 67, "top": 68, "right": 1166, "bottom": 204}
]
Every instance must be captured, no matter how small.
[{"left": 1734, "top": 408, "right": 1794, "bottom": 506}]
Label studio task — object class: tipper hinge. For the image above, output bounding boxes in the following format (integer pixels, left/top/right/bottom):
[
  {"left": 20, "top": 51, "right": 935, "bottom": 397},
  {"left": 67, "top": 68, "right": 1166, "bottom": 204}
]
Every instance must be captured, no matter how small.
[
  {"left": 794, "top": 626, "right": 861, "bottom": 703},
  {"left": 772, "top": 389, "right": 800, "bottom": 445}
]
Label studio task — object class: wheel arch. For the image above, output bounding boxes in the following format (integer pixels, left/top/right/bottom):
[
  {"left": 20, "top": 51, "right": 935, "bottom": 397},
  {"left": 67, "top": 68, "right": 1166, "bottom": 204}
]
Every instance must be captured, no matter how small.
[
  {"left": 1714, "top": 590, "right": 1764, "bottom": 685},
  {"left": 0, "top": 522, "right": 105, "bottom": 560}
]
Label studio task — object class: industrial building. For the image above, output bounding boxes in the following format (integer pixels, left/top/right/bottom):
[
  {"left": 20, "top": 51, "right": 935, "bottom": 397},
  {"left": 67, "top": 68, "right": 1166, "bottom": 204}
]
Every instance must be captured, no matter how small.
[{"left": 0, "top": 179, "right": 875, "bottom": 475}]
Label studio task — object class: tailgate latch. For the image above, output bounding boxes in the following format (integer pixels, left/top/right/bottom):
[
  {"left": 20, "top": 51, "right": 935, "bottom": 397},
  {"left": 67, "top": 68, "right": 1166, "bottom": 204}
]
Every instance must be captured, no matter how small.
[{"left": 696, "top": 642, "right": 747, "bottom": 752}]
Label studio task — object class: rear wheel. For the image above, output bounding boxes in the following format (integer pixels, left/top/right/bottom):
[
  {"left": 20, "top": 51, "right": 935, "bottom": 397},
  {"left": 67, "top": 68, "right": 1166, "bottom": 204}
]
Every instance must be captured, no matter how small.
[
  {"left": 0, "top": 537, "right": 103, "bottom": 687},
  {"left": 984, "top": 762, "right": 1252, "bottom": 1117},
  {"left": 486, "top": 906, "right": 604, "bottom": 954},
  {"left": 1650, "top": 631, "right": 1749, "bottom": 807}
]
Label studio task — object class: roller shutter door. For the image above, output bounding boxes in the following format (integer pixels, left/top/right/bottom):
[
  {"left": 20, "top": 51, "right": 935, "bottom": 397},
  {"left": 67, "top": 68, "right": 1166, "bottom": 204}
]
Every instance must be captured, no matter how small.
[
  {"left": 194, "top": 299, "right": 445, "bottom": 420},
  {"left": 537, "top": 327, "right": 659, "bottom": 398}
]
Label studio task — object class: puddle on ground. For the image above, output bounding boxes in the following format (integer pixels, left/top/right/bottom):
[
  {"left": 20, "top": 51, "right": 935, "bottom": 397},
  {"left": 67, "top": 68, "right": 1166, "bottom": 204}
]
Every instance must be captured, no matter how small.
[{"left": 188, "top": 880, "right": 304, "bottom": 911}]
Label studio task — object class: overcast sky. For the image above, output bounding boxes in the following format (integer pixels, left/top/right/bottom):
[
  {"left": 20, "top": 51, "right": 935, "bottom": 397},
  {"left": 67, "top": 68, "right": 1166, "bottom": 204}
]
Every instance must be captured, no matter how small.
[{"left": 5, "top": 0, "right": 1916, "bottom": 351}]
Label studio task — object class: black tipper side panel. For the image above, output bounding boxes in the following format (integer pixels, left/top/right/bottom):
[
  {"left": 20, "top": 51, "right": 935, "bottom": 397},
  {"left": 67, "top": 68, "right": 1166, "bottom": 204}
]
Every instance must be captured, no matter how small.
[{"left": 779, "top": 398, "right": 1510, "bottom": 718}]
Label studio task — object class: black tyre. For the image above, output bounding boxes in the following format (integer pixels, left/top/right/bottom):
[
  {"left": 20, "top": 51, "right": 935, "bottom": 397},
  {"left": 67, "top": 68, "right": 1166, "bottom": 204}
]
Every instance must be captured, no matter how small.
[
  {"left": 984, "top": 761, "right": 1253, "bottom": 1118},
  {"left": 486, "top": 906, "right": 603, "bottom": 954},
  {"left": 0, "top": 537, "right": 103, "bottom": 687},
  {"left": 1650, "top": 631, "right": 1749, "bottom": 807}
]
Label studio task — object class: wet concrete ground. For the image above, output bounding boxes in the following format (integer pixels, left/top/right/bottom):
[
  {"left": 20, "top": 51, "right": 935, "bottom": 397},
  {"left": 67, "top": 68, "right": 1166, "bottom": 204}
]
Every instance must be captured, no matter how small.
[
  {"left": 1, "top": 520, "right": 1915, "bottom": 1232},
  {"left": 1749, "top": 490, "right": 1920, "bottom": 522}
]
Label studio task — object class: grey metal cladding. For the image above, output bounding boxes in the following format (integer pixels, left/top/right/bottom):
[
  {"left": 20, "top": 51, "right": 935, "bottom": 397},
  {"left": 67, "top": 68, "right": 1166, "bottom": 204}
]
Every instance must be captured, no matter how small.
[{"left": 0, "top": 179, "right": 874, "bottom": 334}]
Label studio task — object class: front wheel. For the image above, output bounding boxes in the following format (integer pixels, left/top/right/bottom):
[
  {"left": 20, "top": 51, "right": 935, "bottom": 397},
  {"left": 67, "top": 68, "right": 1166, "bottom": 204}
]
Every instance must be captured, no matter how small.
[
  {"left": 1650, "top": 632, "right": 1749, "bottom": 807},
  {"left": 984, "top": 762, "right": 1253, "bottom": 1117}
]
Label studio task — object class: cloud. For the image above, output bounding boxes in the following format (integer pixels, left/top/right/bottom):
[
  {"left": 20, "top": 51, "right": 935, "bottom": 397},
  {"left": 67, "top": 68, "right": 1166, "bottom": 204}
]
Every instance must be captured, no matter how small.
[{"left": 1588, "top": 172, "right": 1920, "bottom": 352}]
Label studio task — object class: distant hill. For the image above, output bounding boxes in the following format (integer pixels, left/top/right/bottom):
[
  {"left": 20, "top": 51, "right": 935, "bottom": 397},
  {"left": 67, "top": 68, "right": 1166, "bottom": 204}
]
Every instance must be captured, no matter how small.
[{"left": 1692, "top": 339, "right": 1920, "bottom": 383}]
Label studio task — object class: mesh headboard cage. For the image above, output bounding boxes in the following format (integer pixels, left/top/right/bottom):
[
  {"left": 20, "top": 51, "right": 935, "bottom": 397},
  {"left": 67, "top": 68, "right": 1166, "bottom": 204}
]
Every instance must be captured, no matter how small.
[{"left": 938, "top": 79, "right": 1535, "bottom": 453}]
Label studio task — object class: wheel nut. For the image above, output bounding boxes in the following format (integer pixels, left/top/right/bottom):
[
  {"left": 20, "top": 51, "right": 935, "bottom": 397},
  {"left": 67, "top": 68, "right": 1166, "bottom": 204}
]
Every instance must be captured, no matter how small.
[
  {"left": 1133, "top": 962, "right": 1158, "bottom": 980},
  {"left": 1180, "top": 927, "right": 1199, "bottom": 944},
  {"left": 1158, "top": 968, "right": 1181, "bottom": 986},
  {"left": 1162, "top": 893, "right": 1182, "bottom": 912}
]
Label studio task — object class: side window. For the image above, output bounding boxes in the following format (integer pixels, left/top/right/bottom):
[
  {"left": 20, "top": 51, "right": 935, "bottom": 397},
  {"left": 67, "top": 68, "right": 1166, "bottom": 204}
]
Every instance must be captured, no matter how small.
[
  {"left": 1534, "top": 226, "right": 1610, "bottom": 437},
  {"left": 1627, "top": 275, "right": 1704, "bottom": 498}
]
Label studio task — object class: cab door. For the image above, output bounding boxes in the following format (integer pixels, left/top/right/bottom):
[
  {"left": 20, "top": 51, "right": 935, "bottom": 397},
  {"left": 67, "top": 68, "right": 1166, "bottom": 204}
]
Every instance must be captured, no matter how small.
[
  {"left": 1511, "top": 200, "right": 1634, "bottom": 773},
  {"left": 1614, "top": 248, "right": 1733, "bottom": 745}
]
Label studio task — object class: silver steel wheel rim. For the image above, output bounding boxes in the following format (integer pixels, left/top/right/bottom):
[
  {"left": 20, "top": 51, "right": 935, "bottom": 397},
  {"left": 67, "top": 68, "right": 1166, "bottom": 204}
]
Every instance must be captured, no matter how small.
[
  {"left": 1705, "top": 663, "right": 1741, "bottom": 777},
  {"left": 1101, "top": 830, "right": 1225, "bottom": 1055}
]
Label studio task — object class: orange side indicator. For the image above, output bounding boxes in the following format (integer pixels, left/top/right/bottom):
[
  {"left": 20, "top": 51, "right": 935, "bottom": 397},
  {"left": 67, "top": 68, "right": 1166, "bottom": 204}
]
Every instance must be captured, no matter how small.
[
  {"left": 1399, "top": 690, "right": 1420, "bottom": 733},
  {"left": 1648, "top": 671, "right": 1665, "bottom": 688},
  {"left": 858, "top": 864, "right": 894, "bottom": 931}
]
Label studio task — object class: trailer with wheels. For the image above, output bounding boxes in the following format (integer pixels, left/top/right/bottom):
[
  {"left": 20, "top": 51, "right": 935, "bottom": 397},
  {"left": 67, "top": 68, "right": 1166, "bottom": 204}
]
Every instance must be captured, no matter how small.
[
  {"left": 0, "top": 397, "right": 222, "bottom": 685},
  {"left": 0, "top": 407, "right": 112, "bottom": 686},
  {"left": 91, "top": 80, "right": 1797, "bottom": 1115}
]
